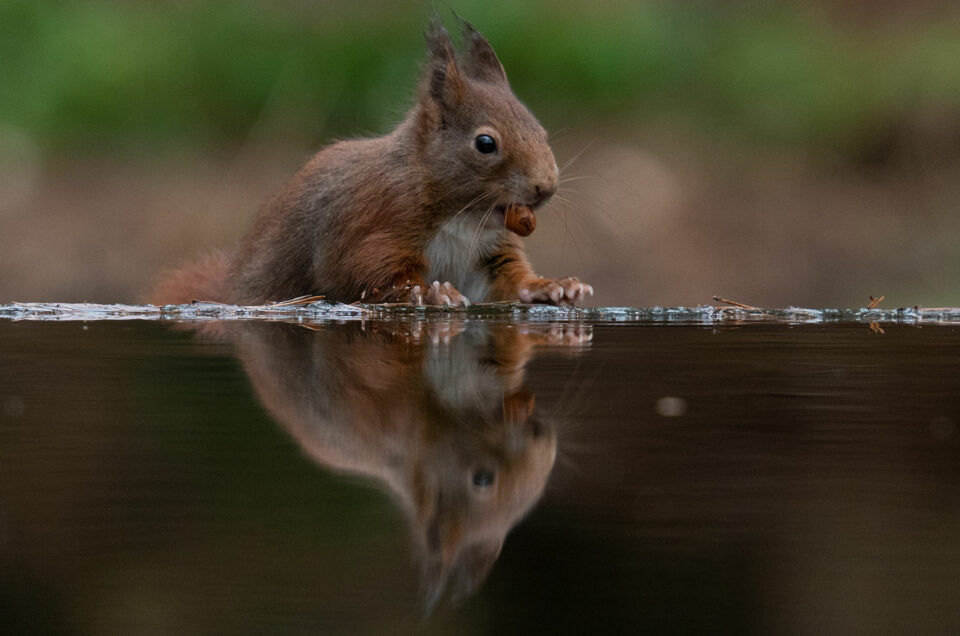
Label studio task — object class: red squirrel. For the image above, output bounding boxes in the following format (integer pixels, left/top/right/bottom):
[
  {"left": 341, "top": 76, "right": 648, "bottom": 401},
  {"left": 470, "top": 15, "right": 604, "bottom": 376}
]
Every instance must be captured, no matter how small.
[{"left": 149, "top": 18, "right": 593, "bottom": 307}]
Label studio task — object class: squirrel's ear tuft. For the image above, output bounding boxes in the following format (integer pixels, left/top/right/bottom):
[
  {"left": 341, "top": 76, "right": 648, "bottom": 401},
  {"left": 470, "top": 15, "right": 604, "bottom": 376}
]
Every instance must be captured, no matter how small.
[
  {"left": 456, "top": 17, "right": 508, "bottom": 86},
  {"left": 423, "top": 19, "right": 464, "bottom": 109}
]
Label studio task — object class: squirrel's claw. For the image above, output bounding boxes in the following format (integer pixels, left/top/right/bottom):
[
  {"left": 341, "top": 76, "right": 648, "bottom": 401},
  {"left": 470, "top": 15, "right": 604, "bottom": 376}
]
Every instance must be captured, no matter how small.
[
  {"left": 519, "top": 276, "right": 593, "bottom": 306},
  {"left": 425, "top": 281, "right": 470, "bottom": 307},
  {"left": 408, "top": 285, "right": 424, "bottom": 306}
]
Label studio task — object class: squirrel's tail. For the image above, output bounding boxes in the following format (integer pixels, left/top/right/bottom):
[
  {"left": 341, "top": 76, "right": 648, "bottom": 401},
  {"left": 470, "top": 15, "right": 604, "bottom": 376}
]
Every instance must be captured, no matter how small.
[{"left": 146, "top": 250, "right": 231, "bottom": 305}]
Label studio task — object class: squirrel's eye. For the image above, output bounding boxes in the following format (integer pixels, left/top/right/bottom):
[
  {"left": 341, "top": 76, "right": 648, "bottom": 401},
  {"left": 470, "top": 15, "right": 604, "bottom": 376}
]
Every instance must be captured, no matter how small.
[
  {"left": 474, "top": 134, "right": 497, "bottom": 154},
  {"left": 472, "top": 469, "right": 496, "bottom": 489}
]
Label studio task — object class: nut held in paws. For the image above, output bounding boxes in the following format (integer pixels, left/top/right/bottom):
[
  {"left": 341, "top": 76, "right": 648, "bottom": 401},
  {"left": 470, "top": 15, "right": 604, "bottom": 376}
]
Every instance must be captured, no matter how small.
[{"left": 504, "top": 204, "right": 536, "bottom": 237}]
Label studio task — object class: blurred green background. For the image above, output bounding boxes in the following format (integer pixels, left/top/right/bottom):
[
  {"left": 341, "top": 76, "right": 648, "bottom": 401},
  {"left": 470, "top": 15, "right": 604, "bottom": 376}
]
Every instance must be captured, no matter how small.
[{"left": 1, "top": 0, "right": 959, "bottom": 307}]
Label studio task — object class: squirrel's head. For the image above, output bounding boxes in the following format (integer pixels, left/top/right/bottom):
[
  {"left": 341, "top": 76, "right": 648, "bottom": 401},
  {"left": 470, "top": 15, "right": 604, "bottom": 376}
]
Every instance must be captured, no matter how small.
[{"left": 415, "top": 18, "right": 559, "bottom": 217}]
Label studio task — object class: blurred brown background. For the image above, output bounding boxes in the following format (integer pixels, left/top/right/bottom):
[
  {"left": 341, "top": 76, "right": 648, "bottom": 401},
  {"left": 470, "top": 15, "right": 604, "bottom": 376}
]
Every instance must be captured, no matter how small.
[{"left": 1, "top": 0, "right": 958, "bottom": 308}]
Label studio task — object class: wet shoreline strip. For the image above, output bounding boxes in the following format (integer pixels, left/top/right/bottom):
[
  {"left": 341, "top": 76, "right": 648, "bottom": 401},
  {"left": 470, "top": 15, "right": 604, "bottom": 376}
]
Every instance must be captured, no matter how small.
[{"left": 2, "top": 301, "right": 960, "bottom": 325}]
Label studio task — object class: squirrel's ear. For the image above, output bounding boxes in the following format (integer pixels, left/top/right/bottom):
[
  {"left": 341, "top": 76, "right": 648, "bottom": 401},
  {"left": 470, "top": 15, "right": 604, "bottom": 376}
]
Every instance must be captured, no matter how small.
[
  {"left": 423, "top": 20, "right": 464, "bottom": 110},
  {"left": 457, "top": 18, "right": 508, "bottom": 86}
]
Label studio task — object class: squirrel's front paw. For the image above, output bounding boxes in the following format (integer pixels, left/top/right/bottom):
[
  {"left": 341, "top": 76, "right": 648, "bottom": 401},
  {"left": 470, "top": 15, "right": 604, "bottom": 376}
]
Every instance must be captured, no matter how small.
[
  {"left": 519, "top": 277, "right": 594, "bottom": 305},
  {"left": 423, "top": 281, "right": 470, "bottom": 307}
]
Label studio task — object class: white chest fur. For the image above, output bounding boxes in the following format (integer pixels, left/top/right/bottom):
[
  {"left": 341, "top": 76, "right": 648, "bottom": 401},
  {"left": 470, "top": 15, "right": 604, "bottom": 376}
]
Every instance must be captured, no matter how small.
[{"left": 425, "top": 215, "right": 502, "bottom": 304}]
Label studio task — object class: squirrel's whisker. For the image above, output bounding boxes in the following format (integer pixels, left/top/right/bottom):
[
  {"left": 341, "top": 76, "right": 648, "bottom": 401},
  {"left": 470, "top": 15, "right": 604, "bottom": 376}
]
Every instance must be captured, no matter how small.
[
  {"left": 558, "top": 139, "right": 596, "bottom": 175},
  {"left": 558, "top": 173, "right": 603, "bottom": 186},
  {"left": 559, "top": 186, "right": 629, "bottom": 236},
  {"left": 439, "top": 191, "right": 494, "bottom": 234},
  {"left": 468, "top": 202, "right": 497, "bottom": 256}
]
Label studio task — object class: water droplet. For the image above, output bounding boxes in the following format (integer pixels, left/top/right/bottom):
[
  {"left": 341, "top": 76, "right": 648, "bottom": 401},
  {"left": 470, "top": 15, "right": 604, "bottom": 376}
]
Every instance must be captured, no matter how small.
[{"left": 656, "top": 396, "right": 687, "bottom": 417}]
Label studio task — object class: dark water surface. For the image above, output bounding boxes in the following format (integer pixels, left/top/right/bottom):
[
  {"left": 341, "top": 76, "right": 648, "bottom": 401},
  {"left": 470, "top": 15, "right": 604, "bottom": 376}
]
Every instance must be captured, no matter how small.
[{"left": 1, "top": 318, "right": 958, "bottom": 635}]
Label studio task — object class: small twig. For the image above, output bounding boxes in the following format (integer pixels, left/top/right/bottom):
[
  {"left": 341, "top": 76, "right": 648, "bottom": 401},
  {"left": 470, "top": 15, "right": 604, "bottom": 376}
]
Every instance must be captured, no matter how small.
[
  {"left": 866, "top": 295, "right": 884, "bottom": 310},
  {"left": 712, "top": 296, "right": 758, "bottom": 310},
  {"left": 267, "top": 295, "right": 325, "bottom": 307}
]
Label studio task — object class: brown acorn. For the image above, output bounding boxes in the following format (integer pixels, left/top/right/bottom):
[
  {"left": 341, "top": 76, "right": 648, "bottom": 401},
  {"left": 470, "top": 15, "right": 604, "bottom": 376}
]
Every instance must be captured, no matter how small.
[{"left": 504, "top": 204, "right": 536, "bottom": 237}]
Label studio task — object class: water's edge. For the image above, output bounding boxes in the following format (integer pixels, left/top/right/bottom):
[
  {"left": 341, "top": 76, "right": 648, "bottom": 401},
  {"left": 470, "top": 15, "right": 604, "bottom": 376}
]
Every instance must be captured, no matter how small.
[{"left": 2, "top": 301, "right": 960, "bottom": 325}]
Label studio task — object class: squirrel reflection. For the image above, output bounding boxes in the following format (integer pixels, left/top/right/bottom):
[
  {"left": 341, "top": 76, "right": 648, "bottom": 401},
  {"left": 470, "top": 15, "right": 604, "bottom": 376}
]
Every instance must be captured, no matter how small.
[{"left": 214, "top": 319, "right": 590, "bottom": 609}]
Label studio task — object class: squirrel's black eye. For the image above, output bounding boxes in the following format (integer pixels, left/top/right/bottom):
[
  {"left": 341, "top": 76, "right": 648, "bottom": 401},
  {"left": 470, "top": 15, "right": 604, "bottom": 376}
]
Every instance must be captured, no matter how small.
[
  {"left": 472, "top": 469, "right": 496, "bottom": 488},
  {"left": 474, "top": 134, "right": 497, "bottom": 154}
]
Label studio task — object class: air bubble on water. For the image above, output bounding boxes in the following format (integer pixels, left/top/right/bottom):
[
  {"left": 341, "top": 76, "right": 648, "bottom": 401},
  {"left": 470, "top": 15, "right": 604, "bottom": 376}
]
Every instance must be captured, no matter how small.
[{"left": 656, "top": 396, "right": 687, "bottom": 417}]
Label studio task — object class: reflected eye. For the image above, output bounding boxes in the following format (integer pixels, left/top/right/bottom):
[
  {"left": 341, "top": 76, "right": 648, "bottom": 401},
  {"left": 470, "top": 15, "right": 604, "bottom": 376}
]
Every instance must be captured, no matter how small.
[
  {"left": 474, "top": 134, "right": 497, "bottom": 154},
  {"left": 472, "top": 469, "right": 496, "bottom": 489}
]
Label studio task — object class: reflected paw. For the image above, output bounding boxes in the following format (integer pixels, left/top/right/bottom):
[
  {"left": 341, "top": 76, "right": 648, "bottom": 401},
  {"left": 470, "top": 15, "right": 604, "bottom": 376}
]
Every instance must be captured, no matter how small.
[
  {"left": 426, "top": 320, "right": 467, "bottom": 345},
  {"left": 425, "top": 281, "right": 470, "bottom": 307},
  {"left": 520, "top": 323, "right": 594, "bottom": 347},
  {"left": 518, "top": 277, "right": 594, "bottom": 306},
  {"left": 550, "top": 323, "right": 594, "bottom": 346},
  {"left": 405, "top": 320, "right": 466, "bottom": 345}
]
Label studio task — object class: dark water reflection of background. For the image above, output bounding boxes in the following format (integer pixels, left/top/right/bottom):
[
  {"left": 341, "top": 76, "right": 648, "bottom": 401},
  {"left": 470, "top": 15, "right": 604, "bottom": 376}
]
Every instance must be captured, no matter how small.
[{"left": 1, "top": 319, "right": 958, "bottom": 634}]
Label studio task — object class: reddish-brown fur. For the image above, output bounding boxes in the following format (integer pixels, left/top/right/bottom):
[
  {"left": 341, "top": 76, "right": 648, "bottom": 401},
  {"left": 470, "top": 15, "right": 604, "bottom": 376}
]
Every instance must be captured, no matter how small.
[
  {"left": 149, "top": 250, "right": 231, "bottom": 306},
  {"left": 148, "top": 18, "right": 591, "bottom": 306}
]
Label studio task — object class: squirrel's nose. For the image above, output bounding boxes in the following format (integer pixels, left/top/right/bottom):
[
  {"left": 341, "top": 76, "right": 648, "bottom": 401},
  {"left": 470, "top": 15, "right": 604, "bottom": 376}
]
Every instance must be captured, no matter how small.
[{"left": 530, "top": 180, "right": 557, "bottom": 208}]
